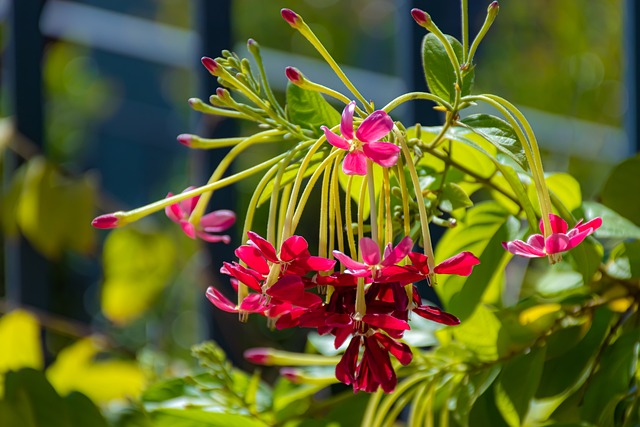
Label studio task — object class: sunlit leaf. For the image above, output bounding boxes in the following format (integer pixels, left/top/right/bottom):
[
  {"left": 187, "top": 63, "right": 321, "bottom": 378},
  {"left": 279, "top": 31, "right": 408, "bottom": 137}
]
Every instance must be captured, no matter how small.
[
  {"left": 286, "top": 84, "right": 341, "bottom": 136},
  {"left": 494, "top": 346, "right": 546, "bottom": 427},
  {"left": 0, "top": 310, "right": 43, "bottom": 379},
  {"left": 528, "top": 173, "right": 582, "bottom": 215},
  {"left": 422, "top": 34, "right": 474, "bottom": 103},
  {"left": 450, "top": 305, "right": 501, "bottom": 361},
  {"left": 582, "top": 201, "right": 640, "bottom": 240},
  {"left": 46, "top": 338, "right": 145, "bottom": 403},
  {"left": 601, "top": 156, "right": 640, "bottom": 226},
  {"left": 101, "top": 228, "right": 177, "bottom": 325},
  {"left": 152, "top": 409, "right": 268, "bottom": 427},
  {"left": 440, "top": 182, "right": 473, "bottom": 213}
]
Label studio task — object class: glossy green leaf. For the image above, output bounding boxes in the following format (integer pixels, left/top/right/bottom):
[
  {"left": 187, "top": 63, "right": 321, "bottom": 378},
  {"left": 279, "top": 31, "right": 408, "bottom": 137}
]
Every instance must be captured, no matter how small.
[
  {"left": 440, "top": 182, "right": 473, "bottom": 213},
  {"left": 152, "top": 409, "right": 268, "bottom": 427},
  {"left": 454, "top": 366, "right": 501, "bottom": 427},
  {"left": 422, "top": 34, "right": 474, "bottom": 103},
  {"left": 469, "top": 384, "right": 509, "bottom": 427},
  {"left": 65, "top": 392, "right": 109, "bottom": 427},
  {"left": 458, "top": 114, "right": 526, "bottom": 170},
  {"left": 435, "top": 202, "right": 519, "bottom": 321},
  {"left": 581, "top": 325, "right": 640, "bottom": 426},
  {"left": 450, "top": 305, "right": 501, "bottom": 361},
  {"left": 101, "top": 228, "right": 177, "bottom": 325},
  {"left": 286, "top": 84, "right": 341, "bottom": 136},
  {"left": 582, "top": 201, "right": 640, "bottom": 240},
  {"left": 601, "top": 156, "right": 640, "bottom": 225},
  {"left": 536, "top": 308, "right": 613, "bottom": 398},
  {"left": 494, "top": 346, "right": 546, "bottom": 427},
  {"left": 606, "top": 241, "right": 640, "bottom": 279}
]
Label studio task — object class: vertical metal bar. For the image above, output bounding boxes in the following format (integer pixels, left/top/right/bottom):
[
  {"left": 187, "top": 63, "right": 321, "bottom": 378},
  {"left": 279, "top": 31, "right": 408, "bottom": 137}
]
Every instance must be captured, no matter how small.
[
  {"left": 625, "top": 0, "right": 639, "bottom": 154},
  {"left": 3, "top": 0, "right": 50, "bottom": 310}
]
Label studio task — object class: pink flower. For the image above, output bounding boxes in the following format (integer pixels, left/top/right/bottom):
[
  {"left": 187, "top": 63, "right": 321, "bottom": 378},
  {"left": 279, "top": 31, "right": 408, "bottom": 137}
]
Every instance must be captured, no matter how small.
[
  {"left": 332, "top": 236, "right": 413, "bottom": 280},
  {"left": 502, "top": 214, "right": 602, "bottom": 258},
  {"left": 165, "top": 187, "right": 235, "bottom": 243},
  {"left": 321, "top": 101, "right": 398, "bottom": 176}
]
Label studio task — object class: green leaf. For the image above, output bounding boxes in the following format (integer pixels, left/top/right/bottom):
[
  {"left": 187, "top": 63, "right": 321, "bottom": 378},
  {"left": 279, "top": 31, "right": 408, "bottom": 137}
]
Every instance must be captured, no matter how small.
[
  {"left": 422, "top": 34, "right": 474, "bottom": 103},
  {"left": 286, "top": 84, "right": 341, "bottom": 136},
  {"left": 601, "top": 156, "right": 640, "bottom": 225},
  {"left": 435, "top": 202, "right": 518, "bottom": 321},
  {"left": 4, "top": 368, "right": 71, "bottom": 427},
  {"left": 152, "top": 409, "right": 268, "bottom": 427},
  {"left": 450, "top": 305, "right": 502, "bottom": 361},
  {"left": 606, "top": 241, "right": 640, "bottom": 279},
  {"left": 101, "top": 228, "right": 177, "bottom": 325},
  {"left": 469, "top": 383, "right": 509, "bottom": 427},
  {"left": 65, "top": 392, "right": 108, "bottom": 427},
  {"left": 458, "top": 114, "right": 526, "bottom": 170},
  {"left": 529, "top": 173, "right": 582, "bottom": 215},
  {"left": 494, "top": 346, "right": 546, "bottom": 427},
  {"left": 440, "top": 182, "right": 473, "bottom": 213},
  {"left": 536, "top": 308, "right": 613, "bottom": 398},
  {"left": 581, "top": 324, "right": 640, "bottom": 426},
  {"left": 0, "top": 310, "right": 43, "bottom": 375},
  {"left": 454, "top": 366, "right": 501, "bottom": 427},
  {"left": 582, "top": 201, "right": 640, "bottom": 240}
]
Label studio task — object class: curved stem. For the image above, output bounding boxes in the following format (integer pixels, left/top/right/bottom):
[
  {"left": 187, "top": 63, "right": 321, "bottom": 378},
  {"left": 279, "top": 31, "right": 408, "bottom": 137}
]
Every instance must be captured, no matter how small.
[
  {"left": 382, "top": 92, "right": 451, "bottom": 114},
  {"left": 366, "top": 160, "right": 378, "bottom": 244}
]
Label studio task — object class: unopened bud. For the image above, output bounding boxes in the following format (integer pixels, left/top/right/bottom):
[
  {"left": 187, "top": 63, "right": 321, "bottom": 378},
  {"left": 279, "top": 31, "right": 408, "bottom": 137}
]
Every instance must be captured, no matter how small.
[
  {"left": 411, "top": 8, "right": 431, "bottom": 28},
  {"left": 177, "top": 134, "right": 193, "bottom": 147},
  {"left": 281, "top": 8, "right": 301, "bottom": 28},
  {"left": 92, "top": 212, "right": 125, "bottom": 229},
  {"left": 247, "top": 38, "right": 260, "bottom": 56},
  {"left": 280, "top": 368, "right": 303, "bottom": 383},
  {"left": 216, "top": 87, "right": 231, "bottom": 102},
  {"left": 201, "top": 56, "right": 220, "bottom": 75},
  {"left": 488, "top": 1, "right": 499, "bottom": 16},
  {"left": 244, "top": 348, "right": 273, "bottom": 365},
  {"left": 285, "top": 66, "right": 305, "bottom": 86}
]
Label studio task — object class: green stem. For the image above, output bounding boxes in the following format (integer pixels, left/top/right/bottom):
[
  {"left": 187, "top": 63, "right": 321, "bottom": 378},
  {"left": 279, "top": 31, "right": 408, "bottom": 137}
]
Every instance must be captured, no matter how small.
[
  {"left": 461, "top": 0, "right": 469, "bottom": 62},
  {"left": 367, "top": 160, "right": 378, "bottom": 244},
  {"left": 382, "top": 92, "right": 451, "bottom": 114},
  {"left": 345, "top": 175, "right": 357, "bottom": 259},
  {"left": 331, "top": 156, "right": 345, "bottom": 255}
]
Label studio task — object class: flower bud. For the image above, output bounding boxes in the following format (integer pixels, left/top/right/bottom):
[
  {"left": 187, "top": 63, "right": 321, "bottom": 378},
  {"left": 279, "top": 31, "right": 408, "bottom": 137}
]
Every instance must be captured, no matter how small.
[
  {"left": 281, "top": 8, "right": 301, "bottom": 28},
  {"left": 244, "top": 348, "right": 273, "bottom": 365},
  {"left": 92, "top": 212, "right": 125, "bottom": 229},
  {"left": 201, "top": 56, "right": 220, "bottom": 75},
  {"left": 247, "top": 38, "right": 260, "bottom": 56},
  {"left": 280, "top": 368, "right": 303, "bottom": 383},
  {"left": 410, "top": 8, "right": 431, "bottom": 28},
  {"left": 488, "top": 1, "right": 500, "bottom": 16},
  {"left": 177, "top": 134, "right": 193, "bottom": 147},
  {"left": 285, "top": 66, "right": 305, "bottom": 86}
]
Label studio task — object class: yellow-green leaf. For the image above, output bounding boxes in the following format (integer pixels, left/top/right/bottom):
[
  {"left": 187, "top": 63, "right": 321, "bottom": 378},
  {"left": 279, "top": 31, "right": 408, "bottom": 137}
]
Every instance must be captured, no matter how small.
[
  {"left": 46, "top": 338, "right": 145, "bottom": 403},
  {"left": 0, "top": 310, "right": 43, "bottom": 373},
  {"left": 101, "top": 228, "right": 176, "bottom": 325}
]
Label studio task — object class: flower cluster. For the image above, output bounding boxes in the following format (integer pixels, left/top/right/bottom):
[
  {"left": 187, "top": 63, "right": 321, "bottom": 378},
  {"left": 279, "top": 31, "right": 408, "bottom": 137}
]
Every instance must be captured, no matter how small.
[{"left": 209, "top": 234, "right": 479, "bottom": 393}]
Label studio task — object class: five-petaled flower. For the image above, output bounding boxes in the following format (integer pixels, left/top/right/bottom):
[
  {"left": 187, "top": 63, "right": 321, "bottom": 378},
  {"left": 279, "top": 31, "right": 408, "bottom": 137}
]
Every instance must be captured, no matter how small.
[
  {"left": 321, "top": 101, "right": 399, "bottom": 175},
  {"left": 165, "top": 187, "right": 236, "bottom": 243},
  {"left": 502, "top": 213, "right": 602, "bottom": 258}
]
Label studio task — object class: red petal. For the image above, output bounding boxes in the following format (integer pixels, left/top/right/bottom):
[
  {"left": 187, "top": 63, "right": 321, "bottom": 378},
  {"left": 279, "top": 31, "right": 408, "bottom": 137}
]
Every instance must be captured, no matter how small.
[
  {"left": 381, "top": 236, "right": 413, "bottom": 266},
  {"left": 335, "top": 336, "right": 361, "bottom": 386},
  {"left": 540, "top": 213, "right": 568, "bottom": 234},
  {"left": 502, "top": 240, "right": 546, "bottom": 258},
  {"left": 575, "top": 217, "right": 602, "bottom": 234},
  {"left": 267, "top": 275, "right": 304, "bottom": 301},
  {"left": 340, "top": 101, "right": 356, "bottom": 140},
  {"left": 376, "top": 333, "right": 413, "bottom": 365},
  {"left": 434, "top": 251, "right": 480, "bottom": 276},
  {"left": 205, "top": 287, "right": 238, "bottom": 313},
  {"left": 280, "top": 235, "right": 309, "bottom": 262},
  {"left": 362, "top": 313, "right": 410, "bottom": 331},
  {"left": 235, "top": 245, "right": 270, "bottom": 275},
  {"left": 247, "top": 231, "right": 278, "bottom": 262},
  {"left": 333, "top": 250, "right": 369, "bottom": 271},
  {"left": 200, "top": 209, "right": 236, "bottom": 232},
  {"left": 413, "top": 305, "right": 460, "bottom": 325},
  {"left": 545, "top": 233, "right": 571, "bottom": 254},
  {"left": 300, "top": 256, "right": 336, "bottom": 272}
]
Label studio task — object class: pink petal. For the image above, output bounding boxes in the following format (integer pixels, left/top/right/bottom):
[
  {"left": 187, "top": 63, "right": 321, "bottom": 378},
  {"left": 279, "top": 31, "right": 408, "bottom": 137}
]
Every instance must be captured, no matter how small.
[
  {"left": 363, "top": 142, "right": 400, "bottom": 168},
  {"left": 200, "top": 209, "right": 236, "bottom": 232},
  {"left": 340, "top": 101, "right": 356, "bottom": 140},
  {"left": 566, "top": 229, "right": 591, "bottom": 251},
  {"left": 355, "top": 110, "right": 394, "bottom": 143},
  {"left": 359, "top": 237, "right": 381, "bottom": 266},
  {"left": 413, "top": 305, "right": 460, "bottom": 326},
  {"left": 179, "top": 186, "right": 199, "bottom": 214},
  {"left": 544, "top": 233, "right": 571, "bottom": 254},
  {"left": 321, "top": 126, "right": 350, "bottom": 150},
  {"left": 540, "top": 214, "right": 568, "bottom": 234},
  {"left": 280, "top": 235, "right": 309, "bottom": 262},
  {"left": 300, "top": 256, "right": 336, "bottom": 272},
  {"left": 335, "top": 337, "right": 360, "bottom": 385},
  {"left": 179, "top": 220, "right": 196, "bottom": 239},
  {"left": 235, "top": 245, "right": 270, "bottom": 275},
  {"left": 164, "top": 192, "right": 183, "bottom": 223},
  {"left": 332, "top": 250, "right": 369, "bottom": 271},
  {"left": 196, "top": 231, "right": 231, "bottom": 244},
  {"left": 238, "top": 293, "right": 267, "bottom": 313},
  {"left": 206, "top": 287, "right": 237, "bottom": 313},
  {"left": 362, "top": 313, "right": 410, "bottom": 331},
  {"left": 247, "top": 231, "right": 278, "bottom": 262},
  {"left": 381, "top": 236, "right": 413, "bottom": 266},
  {"left": 502, "top": 240, "right": 546, "bottom": 258},
  {"left": 342, "top": 151, "right": 367, "bottom": 175},
  {"left": 434, "top": 251, "right": 480, "bottom": 276},
  {"left": 575, "top": 217, "right": 602, "bottom": 234},
  {"left": 527, "top": 234, "right": 545, "bottom": 250}
]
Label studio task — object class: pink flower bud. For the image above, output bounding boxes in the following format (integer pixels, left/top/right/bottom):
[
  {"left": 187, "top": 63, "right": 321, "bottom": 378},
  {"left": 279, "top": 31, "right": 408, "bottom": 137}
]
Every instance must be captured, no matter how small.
[
  {"left": 244, "top": 348, "right": 272, "bottom": 365},
  {"left": 177, "top": 134, "right": 193, "bottom": 147},
  {"left": 92, "top": 213, "right": 121, "bottom": 229},
  {"left": 285, "top": 66, "right": 304, "bottom": 85},
  {"left": 410, "top": 8, "right": 431, "bottom": 27},
  {"left": 280, "top": 368, "right": 302, "bottom": 383},
  {"left": 201, "top": 56, "right": 220, "bottom": 75},
  {"left": 488, "top": 1, "right": 499, "bottom": 16},
  {"left": 281, "top": 8, "right": 301, "bottom": 28}
]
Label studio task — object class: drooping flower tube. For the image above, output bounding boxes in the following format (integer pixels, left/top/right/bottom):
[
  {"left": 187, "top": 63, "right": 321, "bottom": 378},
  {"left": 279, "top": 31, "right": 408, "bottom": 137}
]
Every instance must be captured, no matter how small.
[
  {"left": 321, "top": 101, "right": 399, "bottom": 175},
  {"left": 502, "top": 213, "right": 602, "bottom": 258},
  {"left": 165, "top": 187, "right": 236, "bottom": 243}
]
